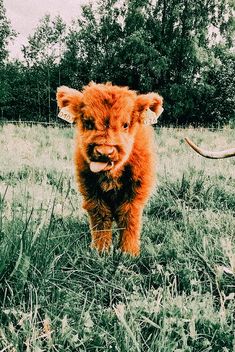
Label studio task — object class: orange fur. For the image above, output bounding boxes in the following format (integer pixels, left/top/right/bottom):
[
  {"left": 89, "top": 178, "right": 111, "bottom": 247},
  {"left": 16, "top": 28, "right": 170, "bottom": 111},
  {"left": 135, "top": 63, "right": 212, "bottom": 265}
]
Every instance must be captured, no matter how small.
[{"left": 57, "top": 82, "right": 163, "bottom": 256}]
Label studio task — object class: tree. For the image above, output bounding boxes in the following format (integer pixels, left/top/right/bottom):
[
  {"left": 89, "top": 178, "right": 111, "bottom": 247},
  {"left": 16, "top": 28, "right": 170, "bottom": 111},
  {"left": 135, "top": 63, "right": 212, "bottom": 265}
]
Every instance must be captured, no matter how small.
[
  {"left": 0, "top": 0, "right": 16, "bottom": 65},
  {"left": 0, "top": 0, "right": 17, "bottom": 120},
  {"left": 1, "top": 0, "right": 234, "bottom": 125},
  {"left": 194, "top": 46, "right": 235, "bottom": 126},
  {"left": 61, "top": 0, "right": 124, "bottom": 89},
  {"left": 22, "top": 15, "right": 66, "bottom": 122}
]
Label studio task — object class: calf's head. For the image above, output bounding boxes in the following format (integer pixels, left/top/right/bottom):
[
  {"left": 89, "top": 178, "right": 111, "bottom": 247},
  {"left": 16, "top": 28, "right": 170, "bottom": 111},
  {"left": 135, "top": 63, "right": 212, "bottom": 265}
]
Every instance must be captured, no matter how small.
[{"left": 57, "top": 82, "right": 163, "bottom": 173}]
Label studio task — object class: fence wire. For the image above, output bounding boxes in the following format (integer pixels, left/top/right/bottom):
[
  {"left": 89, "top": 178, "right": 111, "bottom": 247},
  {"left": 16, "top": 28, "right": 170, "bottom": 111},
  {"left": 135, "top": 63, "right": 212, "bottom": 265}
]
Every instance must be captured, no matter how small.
[{"left": 0, "top": 119, "right": 231, "bottom": 132}]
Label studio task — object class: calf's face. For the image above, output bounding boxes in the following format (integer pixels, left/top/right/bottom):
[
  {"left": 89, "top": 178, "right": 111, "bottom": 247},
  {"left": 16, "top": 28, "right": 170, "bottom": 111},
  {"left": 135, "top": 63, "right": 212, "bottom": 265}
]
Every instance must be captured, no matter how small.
[{"left": 57, "top": 83, "right": 163, "bottom": 173}]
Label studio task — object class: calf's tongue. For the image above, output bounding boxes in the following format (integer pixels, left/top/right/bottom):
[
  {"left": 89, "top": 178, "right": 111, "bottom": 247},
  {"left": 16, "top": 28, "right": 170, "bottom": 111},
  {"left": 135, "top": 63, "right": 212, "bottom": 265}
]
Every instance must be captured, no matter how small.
[{"left": 90, "top": 161, "right": 109, "bottom": 173}]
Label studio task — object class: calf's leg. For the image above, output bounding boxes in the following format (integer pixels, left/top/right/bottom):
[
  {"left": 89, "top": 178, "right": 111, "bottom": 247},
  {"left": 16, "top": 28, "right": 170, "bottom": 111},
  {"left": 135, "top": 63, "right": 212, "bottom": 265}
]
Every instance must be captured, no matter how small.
[
  {"left": 84, "top": 200, "right": 113, "bottom": 252},
  {"left": 116, "top": 203, "right": 144, "bottom": 256}
]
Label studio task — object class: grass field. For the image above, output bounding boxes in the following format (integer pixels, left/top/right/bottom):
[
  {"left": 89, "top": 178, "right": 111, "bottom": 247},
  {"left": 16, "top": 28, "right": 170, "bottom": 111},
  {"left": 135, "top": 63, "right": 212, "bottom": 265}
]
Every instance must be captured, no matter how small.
[{"left": 0, "top": 124, "right": 234, "bottom": 352}]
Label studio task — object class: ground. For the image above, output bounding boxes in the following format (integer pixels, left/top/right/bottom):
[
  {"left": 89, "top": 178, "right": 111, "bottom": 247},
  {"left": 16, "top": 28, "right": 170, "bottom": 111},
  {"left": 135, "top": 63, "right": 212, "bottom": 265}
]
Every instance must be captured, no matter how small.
[{"left": 0, "top": 123, "right": 234, "bottom": 351}]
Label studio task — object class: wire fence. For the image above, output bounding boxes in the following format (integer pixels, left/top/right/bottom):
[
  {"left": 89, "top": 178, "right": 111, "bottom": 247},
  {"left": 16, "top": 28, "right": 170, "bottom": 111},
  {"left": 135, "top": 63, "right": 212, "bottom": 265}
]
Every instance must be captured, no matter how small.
[
  {"left": 0, "top": 120, "right": 71, "bottom": 128},
  {"left": 0, "top": 119, "right": 233, "bottom": 132}
]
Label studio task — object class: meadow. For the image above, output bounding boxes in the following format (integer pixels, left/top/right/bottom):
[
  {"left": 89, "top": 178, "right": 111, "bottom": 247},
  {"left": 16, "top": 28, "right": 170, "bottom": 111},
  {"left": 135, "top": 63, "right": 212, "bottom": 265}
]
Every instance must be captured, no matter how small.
[{"left": 0, "top": 123, "right": 234, "bottom": 352}]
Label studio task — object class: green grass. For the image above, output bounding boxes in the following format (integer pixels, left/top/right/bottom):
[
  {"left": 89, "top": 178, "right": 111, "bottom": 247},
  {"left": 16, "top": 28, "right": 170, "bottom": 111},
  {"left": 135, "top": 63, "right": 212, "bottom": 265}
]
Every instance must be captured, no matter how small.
[{"left": 0, "top": 124, "right": 234, "bottom": 351}]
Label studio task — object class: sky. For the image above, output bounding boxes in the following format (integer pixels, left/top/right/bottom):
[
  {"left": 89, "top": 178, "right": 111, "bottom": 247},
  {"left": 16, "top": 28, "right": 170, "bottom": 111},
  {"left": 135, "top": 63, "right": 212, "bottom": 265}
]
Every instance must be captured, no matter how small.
[{"left": 5, "top": 0, "right": 87, "bottom": 59}]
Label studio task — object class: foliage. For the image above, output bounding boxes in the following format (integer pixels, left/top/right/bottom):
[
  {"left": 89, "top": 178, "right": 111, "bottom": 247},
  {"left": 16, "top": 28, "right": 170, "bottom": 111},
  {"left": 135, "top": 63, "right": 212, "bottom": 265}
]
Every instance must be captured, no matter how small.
[
  {"left": 0, "top": 0, "right": 234, "bottom": 125},
  {"left": 0, "top": 0, "right": 16, "bottom": 65}
]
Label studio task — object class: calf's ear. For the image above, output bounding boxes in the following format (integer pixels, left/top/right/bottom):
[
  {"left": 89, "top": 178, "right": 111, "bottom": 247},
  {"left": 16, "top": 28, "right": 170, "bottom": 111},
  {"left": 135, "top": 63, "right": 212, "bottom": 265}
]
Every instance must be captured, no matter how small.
[
  {"left": 134, "top": 93, "right": 163, "bottom": 123},
  {"left": 56, "top": 86, "right": 83, "bottom": 122}
]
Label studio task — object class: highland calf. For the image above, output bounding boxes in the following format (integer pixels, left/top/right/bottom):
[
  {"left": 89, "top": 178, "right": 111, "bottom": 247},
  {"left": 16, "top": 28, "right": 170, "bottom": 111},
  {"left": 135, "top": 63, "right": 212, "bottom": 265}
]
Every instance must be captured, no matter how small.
[{"left": 57, "top": 82, "right": 163, "bottom": 256}]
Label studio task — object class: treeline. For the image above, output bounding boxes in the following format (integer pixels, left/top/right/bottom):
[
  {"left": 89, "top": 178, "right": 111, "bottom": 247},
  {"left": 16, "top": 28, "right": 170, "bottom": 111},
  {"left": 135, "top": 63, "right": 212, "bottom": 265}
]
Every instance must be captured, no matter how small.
[{"left": 0, "top": 0, "right": 234, "bottom": 126}]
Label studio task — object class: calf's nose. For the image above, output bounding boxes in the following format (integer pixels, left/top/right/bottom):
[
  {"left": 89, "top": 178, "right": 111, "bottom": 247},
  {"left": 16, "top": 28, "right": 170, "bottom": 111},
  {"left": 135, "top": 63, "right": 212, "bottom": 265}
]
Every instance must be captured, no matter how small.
[{"left": 94, "top": 145, "right": 114, "bottom": 156}]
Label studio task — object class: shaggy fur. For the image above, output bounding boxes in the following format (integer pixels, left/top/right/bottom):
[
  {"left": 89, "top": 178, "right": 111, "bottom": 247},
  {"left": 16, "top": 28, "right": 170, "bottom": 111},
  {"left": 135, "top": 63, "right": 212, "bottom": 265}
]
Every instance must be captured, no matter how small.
[{"left": 57, "top": 82, "right": 163, "bottom": 256}]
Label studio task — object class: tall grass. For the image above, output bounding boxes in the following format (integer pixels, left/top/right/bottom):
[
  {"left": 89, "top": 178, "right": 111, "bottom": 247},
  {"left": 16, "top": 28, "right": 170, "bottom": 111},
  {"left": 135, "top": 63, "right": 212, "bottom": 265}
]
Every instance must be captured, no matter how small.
[{"left": 0, "top": 124, "right": 234, "bottom": 351}]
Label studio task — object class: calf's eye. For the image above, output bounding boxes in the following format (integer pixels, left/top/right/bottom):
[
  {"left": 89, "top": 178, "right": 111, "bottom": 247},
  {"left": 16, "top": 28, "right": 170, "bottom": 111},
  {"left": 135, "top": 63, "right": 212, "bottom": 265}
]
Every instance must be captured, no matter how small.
[
  {"left": 123, "top": 122, "right": 129, "bottom": 130},
  {"left": 84, "top": 120, "right": 95, "bottom": 130}
]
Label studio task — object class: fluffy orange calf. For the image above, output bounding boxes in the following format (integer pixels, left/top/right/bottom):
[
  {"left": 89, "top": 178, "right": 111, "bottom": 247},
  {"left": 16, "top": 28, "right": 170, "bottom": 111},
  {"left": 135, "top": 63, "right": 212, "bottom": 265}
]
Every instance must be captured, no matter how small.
[{"left": 57, "top": 82, "right": 163, "bottom": 256}]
